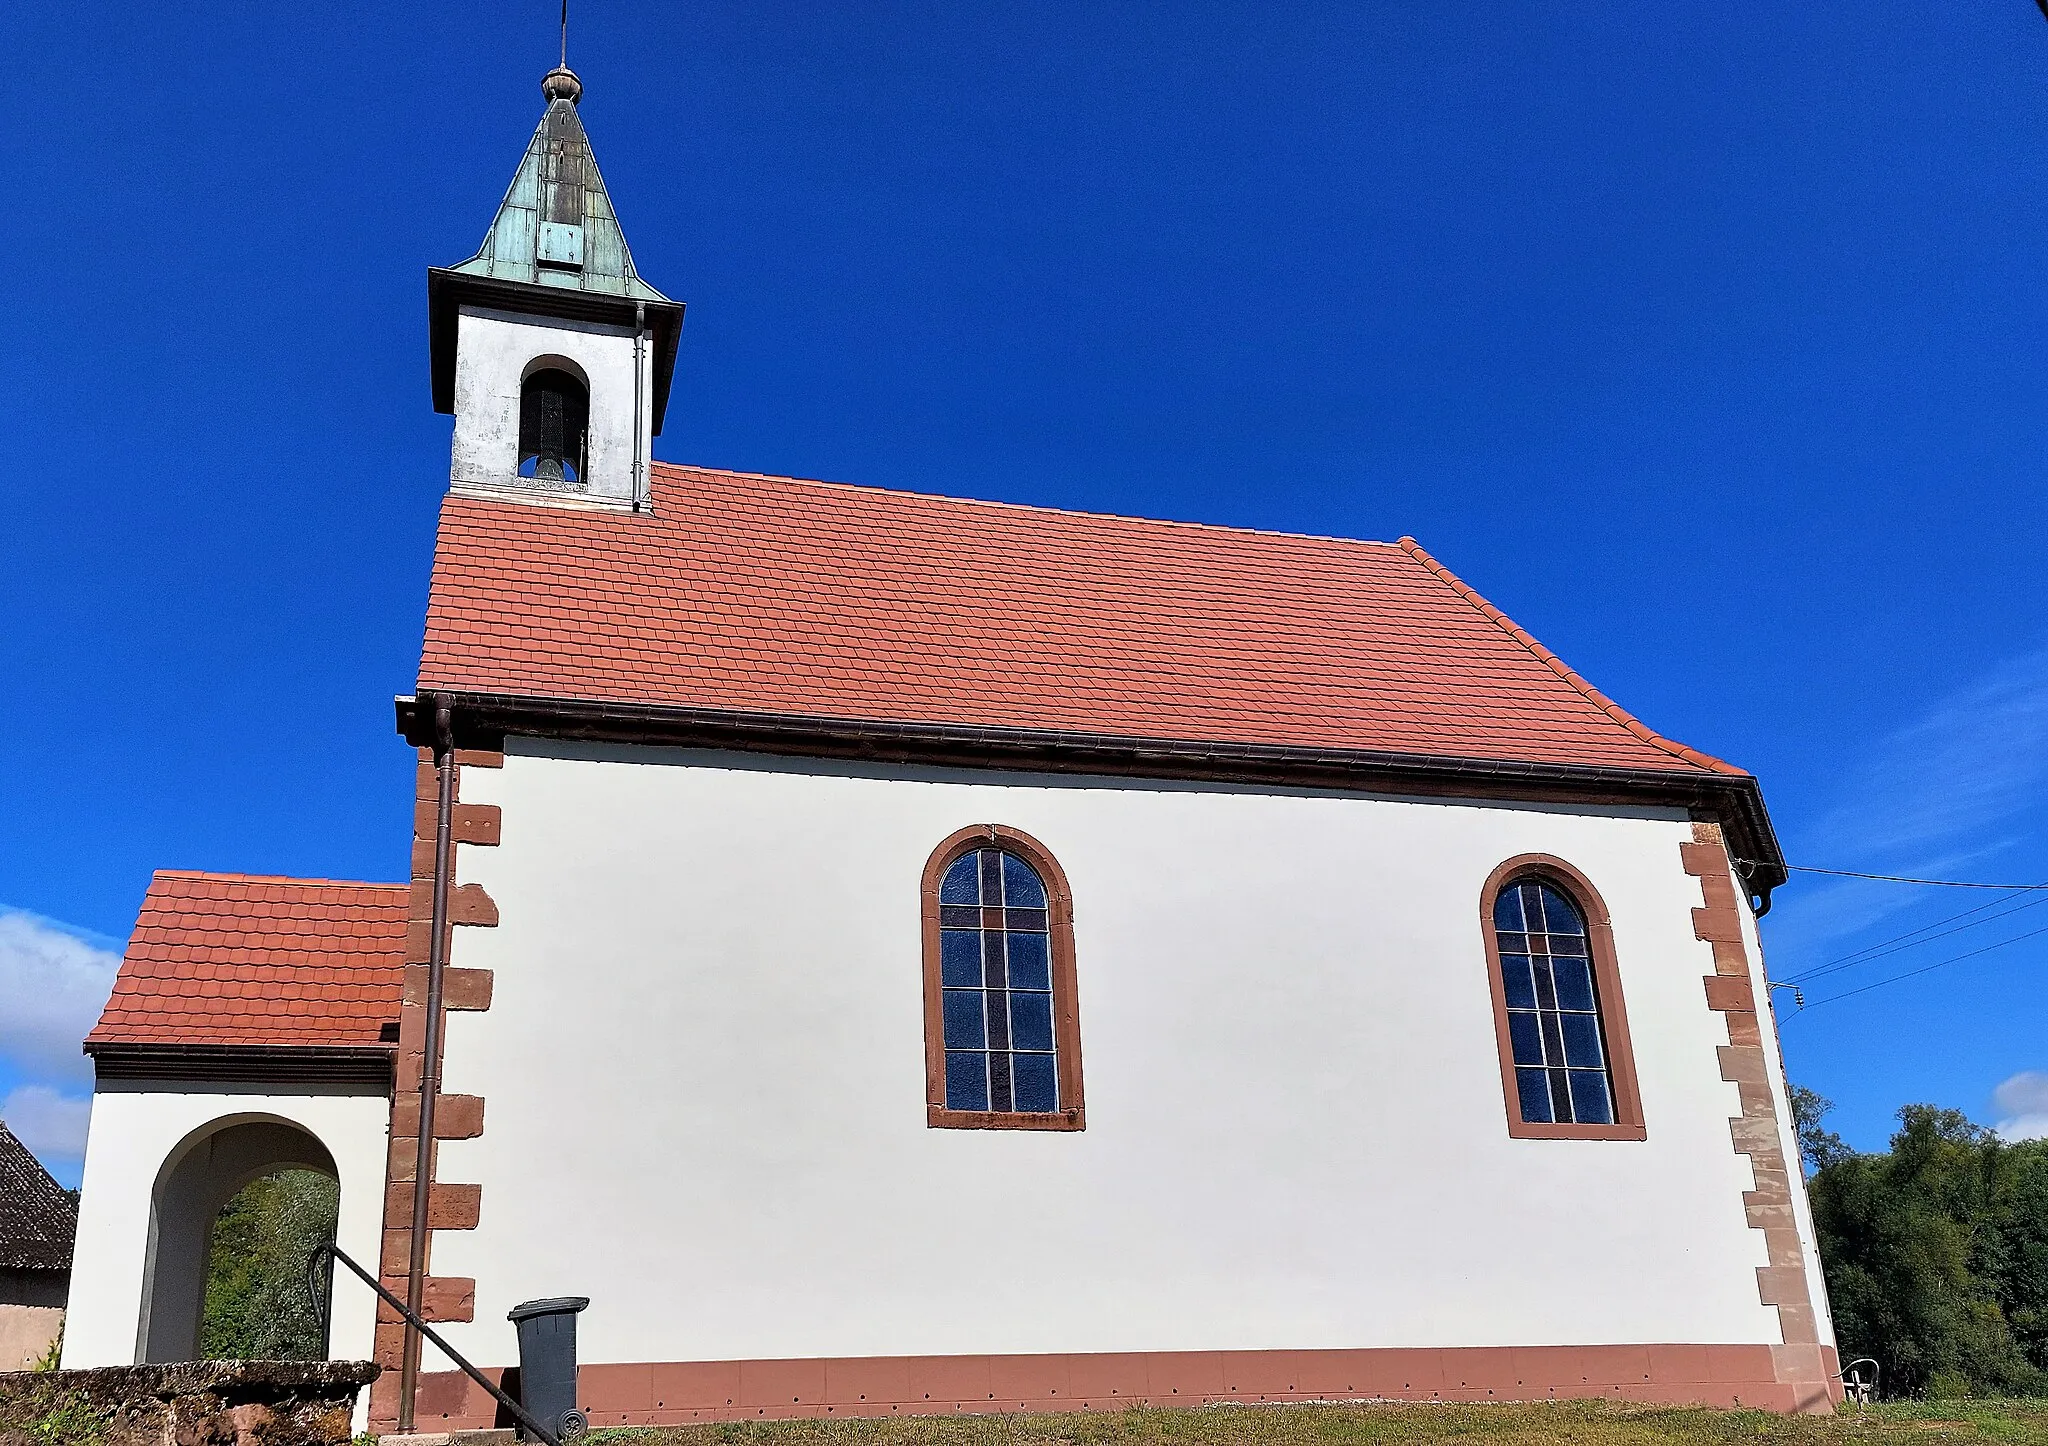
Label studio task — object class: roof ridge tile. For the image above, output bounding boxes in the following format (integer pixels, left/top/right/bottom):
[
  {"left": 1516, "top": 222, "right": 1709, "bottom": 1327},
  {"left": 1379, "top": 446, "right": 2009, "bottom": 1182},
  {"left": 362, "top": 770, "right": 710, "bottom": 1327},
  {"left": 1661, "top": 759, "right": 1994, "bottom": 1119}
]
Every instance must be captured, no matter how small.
[{"left": 650, "top": 462, "right": 1411, "bottom": 552}]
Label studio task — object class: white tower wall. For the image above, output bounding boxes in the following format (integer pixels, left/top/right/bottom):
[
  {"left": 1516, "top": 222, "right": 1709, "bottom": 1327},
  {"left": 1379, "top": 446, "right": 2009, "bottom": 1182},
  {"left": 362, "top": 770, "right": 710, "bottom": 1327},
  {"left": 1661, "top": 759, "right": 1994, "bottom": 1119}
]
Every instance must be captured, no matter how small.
[{"left": 449, "top": 305, "right": 652, "bottom": 507}]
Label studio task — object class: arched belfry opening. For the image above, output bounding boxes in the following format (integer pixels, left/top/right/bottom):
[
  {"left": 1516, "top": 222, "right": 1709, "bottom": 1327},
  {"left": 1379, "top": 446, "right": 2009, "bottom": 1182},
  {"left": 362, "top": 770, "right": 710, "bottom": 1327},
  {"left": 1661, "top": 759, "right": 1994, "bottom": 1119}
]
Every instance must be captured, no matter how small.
[
  {"left": 518, "top": 366, "right": 590, "bottom": 487},
  {"left": 137, "top": 1118, "right": 339, "bottom": 1364}
]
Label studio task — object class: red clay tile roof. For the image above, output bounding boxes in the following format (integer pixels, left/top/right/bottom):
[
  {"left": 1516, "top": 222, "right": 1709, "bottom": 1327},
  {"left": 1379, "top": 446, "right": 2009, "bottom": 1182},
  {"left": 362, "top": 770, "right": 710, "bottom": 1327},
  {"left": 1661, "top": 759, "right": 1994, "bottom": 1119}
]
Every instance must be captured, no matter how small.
[
  {"left": 87, "top": 872, "right": 407, "bottom": 1050},
  {"left": 419, "top": 463, "right": 1741, "bottom": 777}
]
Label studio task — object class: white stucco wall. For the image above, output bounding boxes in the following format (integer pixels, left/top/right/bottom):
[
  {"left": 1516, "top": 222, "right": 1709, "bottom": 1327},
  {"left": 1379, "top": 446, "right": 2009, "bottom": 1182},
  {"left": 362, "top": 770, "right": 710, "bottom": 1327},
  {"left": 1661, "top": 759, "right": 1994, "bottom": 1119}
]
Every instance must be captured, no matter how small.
[
  {"left": 424, "top": 742, "right": 1807, "bottom": 1369},
  {"left": 62, "top": 1088, "right": 389, "bottom": 1370},
  {"left": 449, "top": 305, "right": 651, "bottom": 504}
]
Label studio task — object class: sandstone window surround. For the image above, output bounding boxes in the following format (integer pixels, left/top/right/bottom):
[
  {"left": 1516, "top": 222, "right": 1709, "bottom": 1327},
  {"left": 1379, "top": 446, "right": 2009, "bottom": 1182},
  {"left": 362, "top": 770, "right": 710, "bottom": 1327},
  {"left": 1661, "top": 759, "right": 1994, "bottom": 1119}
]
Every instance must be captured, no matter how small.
[
  {"left": 920, "top": 825, "right": 1085, "bottom": 1132},
  {"left": 1481, "top": 854, "right": 1646, "bottom": 1141}
]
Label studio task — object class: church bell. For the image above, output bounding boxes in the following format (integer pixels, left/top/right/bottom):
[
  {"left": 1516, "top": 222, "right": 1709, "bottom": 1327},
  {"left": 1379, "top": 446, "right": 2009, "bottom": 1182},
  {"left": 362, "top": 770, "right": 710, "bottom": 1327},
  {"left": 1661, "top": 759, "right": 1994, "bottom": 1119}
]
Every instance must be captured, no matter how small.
[{"left": 518, "top": 368, "right": 589, "bottom": 486}]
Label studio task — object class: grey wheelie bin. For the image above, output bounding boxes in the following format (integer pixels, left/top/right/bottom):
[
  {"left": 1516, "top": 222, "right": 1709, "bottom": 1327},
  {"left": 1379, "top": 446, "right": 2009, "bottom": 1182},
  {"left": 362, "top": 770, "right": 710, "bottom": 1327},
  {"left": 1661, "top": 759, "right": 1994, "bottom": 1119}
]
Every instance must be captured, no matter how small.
[{"left": 507, "top": 1296, "right": 590, "bottom": 1440}]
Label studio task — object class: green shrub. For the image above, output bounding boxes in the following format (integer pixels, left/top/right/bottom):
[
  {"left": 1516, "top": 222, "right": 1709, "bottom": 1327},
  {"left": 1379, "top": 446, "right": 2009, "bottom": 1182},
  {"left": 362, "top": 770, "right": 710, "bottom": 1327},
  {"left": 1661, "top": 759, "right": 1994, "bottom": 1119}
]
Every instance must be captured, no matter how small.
[
  {"left": 25, "top": 1391, "right": 101, "bottom": 1446},
  {"left": 199, "top": 1167, "right": 339, "bottom": 1361},
  {"left": 1800, "top": 1093, "right": 2048, "bottom": 1399}
]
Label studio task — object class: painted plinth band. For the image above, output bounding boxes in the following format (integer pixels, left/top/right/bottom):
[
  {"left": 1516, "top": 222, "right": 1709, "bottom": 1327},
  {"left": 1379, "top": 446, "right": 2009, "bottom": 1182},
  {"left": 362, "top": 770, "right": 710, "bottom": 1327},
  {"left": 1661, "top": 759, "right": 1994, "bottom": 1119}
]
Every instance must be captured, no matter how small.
[{"left": 412, "top": 1343, "right": 1838, "bottom": 1425}]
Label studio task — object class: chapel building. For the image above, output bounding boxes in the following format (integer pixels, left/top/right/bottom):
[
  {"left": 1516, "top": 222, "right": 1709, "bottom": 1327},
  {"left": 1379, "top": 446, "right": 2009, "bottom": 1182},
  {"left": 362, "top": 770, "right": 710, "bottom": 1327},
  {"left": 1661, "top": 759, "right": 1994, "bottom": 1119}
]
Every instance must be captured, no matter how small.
[{"left": 61, "top": 63, "right": 1841, "bottom": 1427}]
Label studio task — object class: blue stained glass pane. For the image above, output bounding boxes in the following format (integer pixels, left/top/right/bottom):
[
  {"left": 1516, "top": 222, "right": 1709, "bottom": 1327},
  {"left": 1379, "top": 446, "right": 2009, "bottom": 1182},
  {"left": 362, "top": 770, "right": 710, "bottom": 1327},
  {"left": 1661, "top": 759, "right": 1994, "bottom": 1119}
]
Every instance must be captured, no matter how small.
[
  {"left": 1493, "top": 888, "right": 1525, "bottom": 931},
  {"left": 989, "top": 1049, "right": 1013, "bottom": 1111},
  {"left": 1540, "top": 885, "right": 1585, "bottom": 936},
  {"left": 1500, "top": 956, "right": 1537, "bottom": 1010},
  {"left": 1516, "top": 1067, "right": 1553, "bottom": 1123},
  {"left": 939, "top": 855, "right": 980, "bottom": 905},
  {"left": 1507, "top": 1011, "right": 1545, "bottom": 1066},
  {"left": 945, "top": 1051, "right": 989, "bottom": 1111},
  {"left": 1568, "top": 1071, "right": 1613, "bottom": 1125},
  {"left": 1551, "top": 957, "right": 1596, "bottom": 1012},
  {"left": 1561, "top": 1014, "right": 1604, "bottom": 1068},
  {"left": 1006, "top": 933, "right": 1051, "bottom": 991},
  {"left": 1002, "top": 853, "right": 1048, "bottom": 908},
  {"left": 1011, "top": 991, "right": 1054, "bottom": 1051},
  {"left": 942, "top": 990, "right": 986, "bottom": 1048},
  {"left": 1550, "top": 1068, "right": 1574, "bottom": 1122},
  {"left": 1012, "top": 1052, "right": 1057, "bottom": 1112},
  {"left": 940, "top": 931, "right": 983, "bottom": 987},
  {"left": 984, "top": 989, "right": 1011, "bottom": 1050}
]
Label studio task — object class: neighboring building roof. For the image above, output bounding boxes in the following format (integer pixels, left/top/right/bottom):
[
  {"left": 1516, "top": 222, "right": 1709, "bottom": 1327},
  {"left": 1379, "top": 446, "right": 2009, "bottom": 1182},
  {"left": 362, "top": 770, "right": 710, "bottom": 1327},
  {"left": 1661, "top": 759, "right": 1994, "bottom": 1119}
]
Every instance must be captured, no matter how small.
[
  {"left": 0, "top": 1121, "right": 77, "bottom": 1274},
  {"left": 417, "top": 463, "right": 1742, "bottom": 779},
  {"left": 86, "top": 872, "right": 407, "bottom": 1051}
]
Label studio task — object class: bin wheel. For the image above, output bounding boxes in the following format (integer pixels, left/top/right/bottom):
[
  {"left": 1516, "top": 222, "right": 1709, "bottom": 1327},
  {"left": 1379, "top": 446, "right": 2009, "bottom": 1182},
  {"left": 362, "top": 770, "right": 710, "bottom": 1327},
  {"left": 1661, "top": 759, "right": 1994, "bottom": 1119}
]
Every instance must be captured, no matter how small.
[{"left": 559, "top": 1410, "right": 589, "bottom": 1441}]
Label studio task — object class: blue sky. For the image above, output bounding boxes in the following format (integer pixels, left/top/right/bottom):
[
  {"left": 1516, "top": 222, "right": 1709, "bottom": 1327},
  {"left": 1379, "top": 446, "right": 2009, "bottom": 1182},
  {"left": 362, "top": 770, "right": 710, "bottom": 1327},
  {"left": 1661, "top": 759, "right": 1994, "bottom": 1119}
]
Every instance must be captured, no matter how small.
[{"left": 3, "top": 1, "right": 2046, "bottom": 1185}]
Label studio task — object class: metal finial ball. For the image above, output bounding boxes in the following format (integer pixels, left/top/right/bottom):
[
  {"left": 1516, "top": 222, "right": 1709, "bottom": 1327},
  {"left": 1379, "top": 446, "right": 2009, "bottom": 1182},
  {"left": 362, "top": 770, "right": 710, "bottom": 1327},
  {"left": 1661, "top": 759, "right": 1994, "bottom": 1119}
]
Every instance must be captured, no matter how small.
[{"left": 542, "top": 66, "right": 583, "bottom": 104}]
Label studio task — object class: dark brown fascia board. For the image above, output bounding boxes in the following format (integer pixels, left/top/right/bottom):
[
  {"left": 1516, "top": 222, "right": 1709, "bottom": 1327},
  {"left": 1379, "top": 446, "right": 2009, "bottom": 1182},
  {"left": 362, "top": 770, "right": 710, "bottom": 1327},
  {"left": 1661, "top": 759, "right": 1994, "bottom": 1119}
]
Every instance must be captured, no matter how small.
[
  {"left": 426, "top": 269, "right": 685, "bottom": 433},
  {"left": 396, "top": 691, "right": 1787, "bottom": 910},
  {"left": 87, "top": 1042, "right": 394, "bottom": 1087}
]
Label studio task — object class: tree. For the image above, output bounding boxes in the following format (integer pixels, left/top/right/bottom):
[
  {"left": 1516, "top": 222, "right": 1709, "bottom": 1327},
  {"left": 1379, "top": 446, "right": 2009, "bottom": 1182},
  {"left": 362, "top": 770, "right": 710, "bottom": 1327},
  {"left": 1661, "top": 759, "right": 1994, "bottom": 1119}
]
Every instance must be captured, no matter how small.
[
  {"left": 1791, "top": 1084, "right": 1852, "bottom": 1173},
  {"left": 199, "top": 1169, "right": 339, "bottom": 1361},
  {"left": 1805, "top": 1096, "right": 2048, "bottom": 1398}
]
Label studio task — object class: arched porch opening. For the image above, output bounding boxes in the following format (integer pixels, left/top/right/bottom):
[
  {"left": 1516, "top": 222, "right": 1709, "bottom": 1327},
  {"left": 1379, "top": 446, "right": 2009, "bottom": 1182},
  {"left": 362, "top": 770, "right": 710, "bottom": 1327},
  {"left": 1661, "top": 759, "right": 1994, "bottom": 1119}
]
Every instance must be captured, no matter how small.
[{"left": 136, "top": 1117, "right": 339, "bottom": 1363}]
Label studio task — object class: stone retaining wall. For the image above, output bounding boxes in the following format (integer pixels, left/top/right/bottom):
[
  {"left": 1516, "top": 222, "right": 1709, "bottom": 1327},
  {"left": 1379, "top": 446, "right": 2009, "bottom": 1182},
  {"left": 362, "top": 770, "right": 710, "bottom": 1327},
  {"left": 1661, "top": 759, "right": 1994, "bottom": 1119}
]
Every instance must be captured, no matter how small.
[{"left": 0, "top": 1360, "right": 377, "bottom": 1446}]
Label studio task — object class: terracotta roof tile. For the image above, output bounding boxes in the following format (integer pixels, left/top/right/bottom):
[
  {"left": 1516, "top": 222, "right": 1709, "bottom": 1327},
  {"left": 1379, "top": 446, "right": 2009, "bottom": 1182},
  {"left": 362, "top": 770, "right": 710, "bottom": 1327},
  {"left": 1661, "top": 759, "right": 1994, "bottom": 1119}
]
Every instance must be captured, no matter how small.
[
  {"left": 418, "top": 465, "right": 1740, "bottom": 776},
  {"left": 87, "top": 872, "right": 408, "bottom": 1050}
]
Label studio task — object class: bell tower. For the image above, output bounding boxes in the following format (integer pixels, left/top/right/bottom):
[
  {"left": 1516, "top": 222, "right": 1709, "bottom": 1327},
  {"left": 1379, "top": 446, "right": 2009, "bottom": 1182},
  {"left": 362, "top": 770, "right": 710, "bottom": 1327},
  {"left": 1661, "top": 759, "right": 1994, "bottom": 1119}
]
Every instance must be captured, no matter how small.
[{"left": 428, "top": 65, "right": 682, "bottom": 510}]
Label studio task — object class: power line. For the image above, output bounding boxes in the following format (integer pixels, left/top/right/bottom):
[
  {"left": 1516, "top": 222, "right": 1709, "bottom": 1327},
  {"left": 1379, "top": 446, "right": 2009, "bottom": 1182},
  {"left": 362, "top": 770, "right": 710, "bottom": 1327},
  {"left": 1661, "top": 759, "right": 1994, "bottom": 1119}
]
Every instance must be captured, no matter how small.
[
  {"left": 1747, "top": 856, "right": 2048, "bottom": 991},
  {"left": 1779, "top": 891, "right": 2048, "bottom": 986},
  {"left": 1739, "top": 860, "right": 2048, "bottom": 890},
  {"left": 1783, "top": 925, "right": 2048, "bottom": 1015}
]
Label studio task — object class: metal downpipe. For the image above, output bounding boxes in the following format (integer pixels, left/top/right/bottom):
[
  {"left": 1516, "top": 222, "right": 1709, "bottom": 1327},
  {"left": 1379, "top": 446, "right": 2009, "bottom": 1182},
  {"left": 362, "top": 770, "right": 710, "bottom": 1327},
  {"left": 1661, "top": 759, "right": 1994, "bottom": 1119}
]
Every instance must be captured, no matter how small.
[
  {"left": 398, "top": 698, "right": 457, "bottom": 1431},
  {"left": 632, "top": 300, "right": 647, "bottom": 512}
]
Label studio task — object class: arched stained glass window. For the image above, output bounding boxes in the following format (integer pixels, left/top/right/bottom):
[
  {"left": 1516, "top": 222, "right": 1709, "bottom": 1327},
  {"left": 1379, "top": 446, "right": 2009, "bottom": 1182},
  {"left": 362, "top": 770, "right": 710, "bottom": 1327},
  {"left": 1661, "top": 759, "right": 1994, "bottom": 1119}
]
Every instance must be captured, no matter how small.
[
  {"left": 938, "top": 849, "right": 1057, "bottom": 1112},
  {"left": 1493, "top": 876, "right": 1615, "bottom": 1126},
  {"left": 922, "top": 827, "right": 1085, "bottom": 1130}
]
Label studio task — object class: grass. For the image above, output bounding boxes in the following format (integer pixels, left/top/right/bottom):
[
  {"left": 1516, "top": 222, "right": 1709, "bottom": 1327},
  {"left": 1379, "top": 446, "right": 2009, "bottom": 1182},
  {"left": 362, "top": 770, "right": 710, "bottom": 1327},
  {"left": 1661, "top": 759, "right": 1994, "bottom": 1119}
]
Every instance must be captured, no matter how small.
[{"left": 576, "top": 1399, "right": 2048, "bottom": 1446}]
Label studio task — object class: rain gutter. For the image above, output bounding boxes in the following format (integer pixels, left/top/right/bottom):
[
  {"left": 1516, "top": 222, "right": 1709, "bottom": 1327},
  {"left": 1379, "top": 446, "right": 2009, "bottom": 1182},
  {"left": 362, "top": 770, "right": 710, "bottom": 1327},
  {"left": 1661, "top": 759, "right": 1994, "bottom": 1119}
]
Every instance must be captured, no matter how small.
[{"left": 395, "top": 692, "right": 1787, "bottom": 913}]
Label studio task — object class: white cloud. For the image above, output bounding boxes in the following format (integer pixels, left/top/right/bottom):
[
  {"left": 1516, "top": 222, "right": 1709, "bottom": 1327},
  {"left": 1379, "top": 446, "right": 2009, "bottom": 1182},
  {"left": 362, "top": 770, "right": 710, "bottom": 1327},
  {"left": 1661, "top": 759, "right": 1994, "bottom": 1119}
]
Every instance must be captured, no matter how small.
[
  {"left": 1809, "top": 646, "right": 2048, "bottom": 866},
  {"left": 0, "top": 910, "right": 120, "bottom": 1087},
  {"left": 1, "top": 1084, "right": 92, "bottom": 1166},
  {"left": 1768, "top": 645, "right": 2048, "bottom": 961},
  {"left": 1993, "top": 1070, "right": 2048, "bottom": 1142}
]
